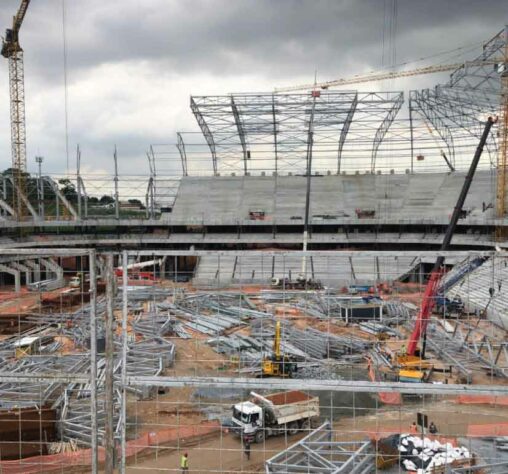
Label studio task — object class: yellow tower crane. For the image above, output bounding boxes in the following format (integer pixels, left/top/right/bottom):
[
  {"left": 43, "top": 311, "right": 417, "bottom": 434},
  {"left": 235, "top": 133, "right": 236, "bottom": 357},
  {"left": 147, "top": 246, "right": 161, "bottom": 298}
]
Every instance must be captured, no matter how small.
[
  {"left": 496, "top": 36, "right": 508, "bottom": 235},
  {"left": 2, "top": 0, "right": 31, "bottom": 219},
  {"left": 274, "top": 61, "right": 500, "bottom": 93}
]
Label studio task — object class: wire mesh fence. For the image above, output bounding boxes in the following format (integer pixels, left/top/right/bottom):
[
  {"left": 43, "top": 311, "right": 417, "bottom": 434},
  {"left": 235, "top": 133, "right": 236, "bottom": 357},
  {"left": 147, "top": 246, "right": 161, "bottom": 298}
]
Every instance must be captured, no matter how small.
[{"left": 0, "top": 249, "right": 507, "bottom": 473}]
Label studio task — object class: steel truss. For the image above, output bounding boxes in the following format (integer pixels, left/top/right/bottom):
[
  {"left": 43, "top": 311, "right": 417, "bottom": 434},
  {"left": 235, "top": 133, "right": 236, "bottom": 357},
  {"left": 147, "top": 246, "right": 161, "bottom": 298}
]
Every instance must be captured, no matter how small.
[
  {"left": 145, "top": 145, "right": 180, "bottom": 213},
  {"left": 189, "top": 92, "right": 403, "bottom": 174},
  {"left": 265, "top": 421, "right": 374, "bottom": 474},
  {"left": 409, "top": 27, "right": 506, "bottom": 172},
  {"left": 176, "top": 132, "right": 188, "bottom": 176}
]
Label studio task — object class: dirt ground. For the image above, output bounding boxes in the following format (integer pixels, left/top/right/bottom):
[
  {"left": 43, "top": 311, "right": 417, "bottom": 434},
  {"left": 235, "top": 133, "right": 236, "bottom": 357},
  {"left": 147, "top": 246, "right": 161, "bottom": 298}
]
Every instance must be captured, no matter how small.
[
  {"left": 125, "top": 400, "right": 508, "bottom": 473},
  {"left": 0, "top": 287, "right": 40, "bottom": 313},
  {"left": 127, "top": 338, "right": 231, "bottom": 435},
  {"left": 125, "top": 430, "right": 299, "bottom": 474}
]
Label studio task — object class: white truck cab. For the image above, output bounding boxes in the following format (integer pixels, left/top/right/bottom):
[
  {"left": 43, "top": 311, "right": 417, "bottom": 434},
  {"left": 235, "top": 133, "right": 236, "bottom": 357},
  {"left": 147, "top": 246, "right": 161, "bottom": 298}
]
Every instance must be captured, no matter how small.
[
  {"left": 232, "top": 401, "right": 263, "bottom": 437},
  {"left": 230, "top": 391, "right": 320, "bottom": 443}
]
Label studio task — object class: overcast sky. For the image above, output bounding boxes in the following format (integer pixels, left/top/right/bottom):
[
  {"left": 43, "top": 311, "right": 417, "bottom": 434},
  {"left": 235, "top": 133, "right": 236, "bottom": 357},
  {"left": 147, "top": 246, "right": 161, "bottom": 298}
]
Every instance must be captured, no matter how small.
[{"left": 0, "top": 0, "right": 506, "bottom": 178}]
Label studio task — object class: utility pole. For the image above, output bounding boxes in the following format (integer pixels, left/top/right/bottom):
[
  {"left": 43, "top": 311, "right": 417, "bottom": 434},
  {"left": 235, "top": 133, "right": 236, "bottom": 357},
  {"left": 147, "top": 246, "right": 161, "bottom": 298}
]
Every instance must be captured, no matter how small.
[
  {"left": 76, "top": 145, "right": 82, "bottom": 220},
  {"left": 35, "top": 155, "right": 43, "bottom": 220},
  {"left": 301, "top": 92, "right": 318, "bottom": 277},
  {"left": 104, "top": 254, "right": 115, "bottom": 473},
  {"left": 114, "top": 147, "right": 120, "bottom": 220},
  {"left": 89, "top": 250, "right": 98, "bottom": 473}
]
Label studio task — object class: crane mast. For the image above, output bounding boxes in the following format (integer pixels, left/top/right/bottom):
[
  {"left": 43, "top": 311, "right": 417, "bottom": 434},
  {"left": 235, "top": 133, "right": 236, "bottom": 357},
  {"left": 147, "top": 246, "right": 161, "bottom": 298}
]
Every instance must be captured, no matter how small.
[
  {"left": 496, "top": 27, "right": 508, "bottom": 230},
  {"left": 2, "top": 0, "right": 31, "bottom": 217}
]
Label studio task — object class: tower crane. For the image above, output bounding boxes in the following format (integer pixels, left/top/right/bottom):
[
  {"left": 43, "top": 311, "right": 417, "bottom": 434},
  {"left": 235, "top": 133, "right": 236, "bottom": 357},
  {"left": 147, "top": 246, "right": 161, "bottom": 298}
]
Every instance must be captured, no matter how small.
[{"left": 2, "top": 0, "right": 31, "bottom": 217}]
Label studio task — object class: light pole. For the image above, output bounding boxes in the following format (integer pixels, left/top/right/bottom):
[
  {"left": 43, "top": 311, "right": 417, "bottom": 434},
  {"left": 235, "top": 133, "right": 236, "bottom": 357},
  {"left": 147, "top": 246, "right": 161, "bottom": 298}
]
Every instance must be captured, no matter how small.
[{"left": 35, "top": 156, "right": 44, "bottom": 220}]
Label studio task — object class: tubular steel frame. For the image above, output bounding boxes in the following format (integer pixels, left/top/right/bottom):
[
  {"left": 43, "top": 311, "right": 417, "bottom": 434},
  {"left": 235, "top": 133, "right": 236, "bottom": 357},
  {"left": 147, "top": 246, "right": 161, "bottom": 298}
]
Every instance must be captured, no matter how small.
[{"left": 189, "top": 92, "right": 404, "bottom": 175}]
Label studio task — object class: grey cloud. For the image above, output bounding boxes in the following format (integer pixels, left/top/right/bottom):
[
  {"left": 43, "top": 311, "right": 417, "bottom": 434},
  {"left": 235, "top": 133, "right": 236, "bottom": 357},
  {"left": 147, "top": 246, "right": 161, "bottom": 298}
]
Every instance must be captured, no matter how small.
[
  {"left": 0, "top": 0, "right": 506, "bottom": 177},
  {"left": 3, "top": 0, "right": 507, "bottom": 84}
]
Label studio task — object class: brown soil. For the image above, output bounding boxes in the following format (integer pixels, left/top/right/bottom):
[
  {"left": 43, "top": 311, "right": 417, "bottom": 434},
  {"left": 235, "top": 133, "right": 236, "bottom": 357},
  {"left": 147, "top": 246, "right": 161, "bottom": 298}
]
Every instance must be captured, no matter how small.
[{"left": 125, "top": 400, "right": 508, "bottom": 473}]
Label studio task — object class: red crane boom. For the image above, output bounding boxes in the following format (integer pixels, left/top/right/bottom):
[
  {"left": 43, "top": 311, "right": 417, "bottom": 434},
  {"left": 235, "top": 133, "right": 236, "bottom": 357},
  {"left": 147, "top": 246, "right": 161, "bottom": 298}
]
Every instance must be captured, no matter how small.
[{"left": 407, "top": 116, "right": 496, "bottom": 356}]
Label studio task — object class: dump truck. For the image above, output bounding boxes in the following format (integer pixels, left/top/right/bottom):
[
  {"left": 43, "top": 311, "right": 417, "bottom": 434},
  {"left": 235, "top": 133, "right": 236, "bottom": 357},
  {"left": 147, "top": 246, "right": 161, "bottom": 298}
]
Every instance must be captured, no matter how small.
[{"left": 231, "top": 390, "right": 320, "bottom": 443}]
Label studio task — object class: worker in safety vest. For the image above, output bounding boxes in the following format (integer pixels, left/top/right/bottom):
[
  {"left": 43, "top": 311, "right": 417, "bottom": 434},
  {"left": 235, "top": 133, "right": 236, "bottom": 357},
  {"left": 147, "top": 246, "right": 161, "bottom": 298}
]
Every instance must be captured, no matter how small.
[{"left": 180, "top": 452, "right": 189, "bottom": 472}]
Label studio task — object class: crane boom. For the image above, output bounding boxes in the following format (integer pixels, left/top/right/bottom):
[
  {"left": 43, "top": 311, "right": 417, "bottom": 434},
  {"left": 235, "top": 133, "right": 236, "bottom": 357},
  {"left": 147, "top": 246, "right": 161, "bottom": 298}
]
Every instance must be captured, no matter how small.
[
  {"left": 12, "top": 0, "right": 30, "bottom": 34},
  {"left": 407, "top": 116, "right": 496, "bottom": 356},
  {"left": 275, "top": 60, "right": 500, "bottom": 93}
]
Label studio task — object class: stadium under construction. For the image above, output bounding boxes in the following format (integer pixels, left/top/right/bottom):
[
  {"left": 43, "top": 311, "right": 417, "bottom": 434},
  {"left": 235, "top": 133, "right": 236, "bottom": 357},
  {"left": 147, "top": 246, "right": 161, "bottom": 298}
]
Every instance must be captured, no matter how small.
[{"left": 0, "top": 9, "right": 508, "bottom": 474}]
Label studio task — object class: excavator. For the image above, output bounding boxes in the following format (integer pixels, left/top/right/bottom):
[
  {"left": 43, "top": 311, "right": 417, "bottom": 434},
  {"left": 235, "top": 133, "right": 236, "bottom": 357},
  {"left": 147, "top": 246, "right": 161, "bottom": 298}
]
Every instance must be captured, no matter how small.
[
  {"left": 261, "top": 321, "right": 297, "bottom": 378},
  {"left": 395, "top": 116, "right": 497, "bottom": 383}
]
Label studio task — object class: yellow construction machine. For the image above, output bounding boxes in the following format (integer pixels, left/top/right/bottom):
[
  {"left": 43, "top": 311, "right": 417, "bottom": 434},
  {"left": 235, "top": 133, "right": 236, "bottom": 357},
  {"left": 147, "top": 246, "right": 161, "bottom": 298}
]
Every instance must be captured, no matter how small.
[{"left": 261, "top": 321, "right": 297, "bottom": 378}]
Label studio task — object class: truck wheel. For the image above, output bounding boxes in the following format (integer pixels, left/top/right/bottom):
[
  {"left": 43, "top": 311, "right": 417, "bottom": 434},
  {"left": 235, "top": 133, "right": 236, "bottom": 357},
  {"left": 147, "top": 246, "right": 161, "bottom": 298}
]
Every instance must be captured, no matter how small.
[
  {"left": 288, "top": 422, "right": 298, "bottom": 435},
  {"left": 300, "top": 419, "right": 310, "bottom": 431},
  {"left": 254, "top": 430, "right": 265, "bottom": 444}
]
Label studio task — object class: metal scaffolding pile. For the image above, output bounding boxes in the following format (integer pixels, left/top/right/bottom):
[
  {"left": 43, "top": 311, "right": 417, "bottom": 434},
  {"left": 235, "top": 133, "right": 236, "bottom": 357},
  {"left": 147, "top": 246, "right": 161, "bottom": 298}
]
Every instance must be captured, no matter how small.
[
  {"left": 1, "top": 249, "right": 508, "bottom": 473},
  {"left": 0, "top": 354, "right": 88, "bottom": 409},
  {"left": 427, "top": 321, "right": 508, "bottom": 380},
  {"left": 0, "top": 282, "right": 177, "bottom": 450}
]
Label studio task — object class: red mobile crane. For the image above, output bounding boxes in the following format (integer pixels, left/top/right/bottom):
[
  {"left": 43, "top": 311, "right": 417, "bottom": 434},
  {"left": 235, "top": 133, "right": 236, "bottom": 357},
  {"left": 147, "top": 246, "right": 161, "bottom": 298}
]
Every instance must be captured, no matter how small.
[{"left": 405, "top": 117, "right": 496, "bottom": 360}]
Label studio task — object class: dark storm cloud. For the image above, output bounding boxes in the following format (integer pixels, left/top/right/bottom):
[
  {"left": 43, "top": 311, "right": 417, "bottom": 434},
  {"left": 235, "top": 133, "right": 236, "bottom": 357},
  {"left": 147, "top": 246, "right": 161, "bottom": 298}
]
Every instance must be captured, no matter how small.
[
  {"left": 0, "top": 0, "right": 506, "bottom": 176},
  {"left": 3, "top": 0, "right": 507, "bottom": 85}
]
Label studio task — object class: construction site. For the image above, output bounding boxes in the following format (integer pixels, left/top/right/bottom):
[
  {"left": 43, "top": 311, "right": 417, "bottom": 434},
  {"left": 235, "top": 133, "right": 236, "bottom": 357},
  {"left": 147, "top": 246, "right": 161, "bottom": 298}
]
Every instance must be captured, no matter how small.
[{"left": 1, "top": 1, "right": 508, "bottom": 473}]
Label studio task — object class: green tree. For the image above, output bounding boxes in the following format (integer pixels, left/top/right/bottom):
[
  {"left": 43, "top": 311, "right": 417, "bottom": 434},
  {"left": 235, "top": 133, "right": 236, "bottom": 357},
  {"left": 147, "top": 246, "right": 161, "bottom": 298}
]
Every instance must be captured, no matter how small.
[
  {"left": 99, "top": 195, "right": 115, "bottom": 205},
  {"left": 58, "top": 179, "right": 78, "bottom": 202}
]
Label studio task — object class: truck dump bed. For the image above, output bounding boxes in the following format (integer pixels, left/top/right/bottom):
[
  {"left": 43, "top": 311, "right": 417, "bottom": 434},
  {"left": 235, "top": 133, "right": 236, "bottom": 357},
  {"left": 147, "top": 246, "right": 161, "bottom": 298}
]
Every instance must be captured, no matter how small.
[
  {"left": 254, "top": 390, "right": 320, "bottom": 425},
  {"left": 265, "top": 390, "right": 313, "bottom": 405}
]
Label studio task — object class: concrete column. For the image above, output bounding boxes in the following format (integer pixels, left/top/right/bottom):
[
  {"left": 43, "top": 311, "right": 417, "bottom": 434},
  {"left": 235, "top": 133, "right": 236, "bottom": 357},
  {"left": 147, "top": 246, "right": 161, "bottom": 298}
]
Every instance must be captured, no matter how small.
[
  {"left": 0, "top": 263, "right": 21, "bottom": 293},
  {"left": 41, "top": 258, "right": 64, "bottom": 281},
  {"left": 10, "top": 262, "right": 32, "bottom": 285},
  {"left": 96, "top": 257, "right": 105, "bottom": 280},
  {"left": 24, "top": 260, "right": 41, "bottom": 282},
  {"left": 160, "top": 256, "right": 167, "bottom": 280}
]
